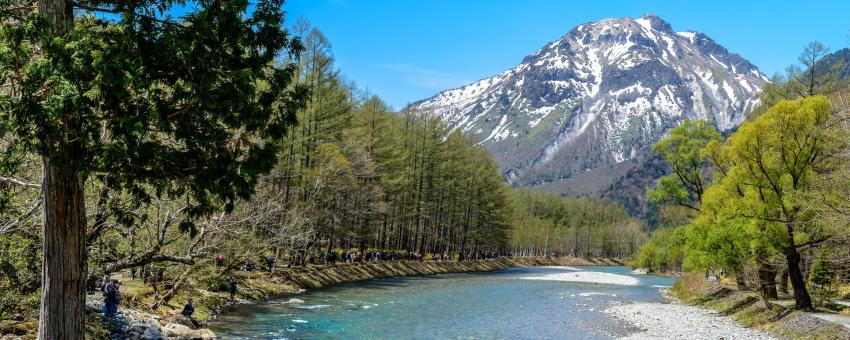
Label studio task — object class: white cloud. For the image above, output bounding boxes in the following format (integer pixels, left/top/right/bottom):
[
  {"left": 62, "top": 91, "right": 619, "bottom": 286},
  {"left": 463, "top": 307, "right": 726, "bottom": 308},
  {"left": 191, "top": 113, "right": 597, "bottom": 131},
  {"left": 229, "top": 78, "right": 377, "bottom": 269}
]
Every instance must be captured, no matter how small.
[{"left": 379, "top": 63, "right": 470, "bottom": 90}]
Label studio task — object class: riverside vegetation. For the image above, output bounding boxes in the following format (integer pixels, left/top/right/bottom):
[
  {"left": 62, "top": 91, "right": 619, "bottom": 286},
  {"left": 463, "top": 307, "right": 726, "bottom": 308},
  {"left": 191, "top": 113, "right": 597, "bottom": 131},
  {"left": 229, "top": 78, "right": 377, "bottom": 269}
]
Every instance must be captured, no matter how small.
[
  {"left": 0, "top": 2, "right": 645, "bottom": 338},
  {"left": 4, "top": 1, "right": 850, "bottom": 339},
  {"left": 632, "top": 42, "right": 850, "bottom": 312}
]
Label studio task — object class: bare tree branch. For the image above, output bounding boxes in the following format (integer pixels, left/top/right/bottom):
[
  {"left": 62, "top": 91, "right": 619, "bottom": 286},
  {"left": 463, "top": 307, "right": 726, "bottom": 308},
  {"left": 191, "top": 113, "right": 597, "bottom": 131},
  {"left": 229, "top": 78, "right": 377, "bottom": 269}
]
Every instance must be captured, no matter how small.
[
  {"left": 0, "top": 196, "right": 42, "bottom": 234},
  {"left": 0, "top": 175, "right": 40, "bottom": 189}
]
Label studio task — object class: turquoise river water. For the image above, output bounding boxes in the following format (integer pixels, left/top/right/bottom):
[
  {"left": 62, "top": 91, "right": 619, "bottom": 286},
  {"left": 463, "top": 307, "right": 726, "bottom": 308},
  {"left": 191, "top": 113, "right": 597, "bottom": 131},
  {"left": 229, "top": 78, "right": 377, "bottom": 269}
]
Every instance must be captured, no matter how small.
[{"left": 210, "top": 265, "right": 674, "bottom": 339}]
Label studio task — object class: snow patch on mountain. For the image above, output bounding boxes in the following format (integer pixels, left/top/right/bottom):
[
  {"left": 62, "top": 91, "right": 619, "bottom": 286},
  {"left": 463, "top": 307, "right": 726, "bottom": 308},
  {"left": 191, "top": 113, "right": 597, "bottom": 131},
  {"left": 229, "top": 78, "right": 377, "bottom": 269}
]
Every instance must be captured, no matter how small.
[{"left": 413, "top": 14, "right": 766, "bottom": 191}]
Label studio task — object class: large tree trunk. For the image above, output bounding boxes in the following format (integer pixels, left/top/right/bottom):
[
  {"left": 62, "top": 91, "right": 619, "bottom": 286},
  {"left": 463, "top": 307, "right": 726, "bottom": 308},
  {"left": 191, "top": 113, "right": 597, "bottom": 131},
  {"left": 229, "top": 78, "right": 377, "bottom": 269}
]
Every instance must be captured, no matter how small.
[
  {"left": 786, "top": 248, "right": 813, "bottom": 310},
  {"left": 783, "top": 220, "right": 813, "bottom": 310},
  {"left": 735, "top": 274, "right": 747, "bottom": 290},
  {"left": 37, "top": 1, "right": 82, "bottom": 339},
  {"left": 757, "top": 262, "right": 778, "bottom": 299},
  {"left": 38, "top": 156, "right": 87, "bottom": 340}
]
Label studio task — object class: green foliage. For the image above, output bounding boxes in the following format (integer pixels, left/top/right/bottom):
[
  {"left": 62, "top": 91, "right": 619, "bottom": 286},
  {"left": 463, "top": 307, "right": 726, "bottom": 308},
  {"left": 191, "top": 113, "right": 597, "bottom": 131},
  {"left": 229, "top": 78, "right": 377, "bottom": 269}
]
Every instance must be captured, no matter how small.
[
  {"left": 1, "top": 0, "right": 308, "bottom": 227},
  {"left": 215, "top": 21, "right": 516, "bottom": 263},
  {"left": 637, "top": 93, "right": 849, "bottom": 310},
  {"left": 647, "top": 119, "right": 720, "bottom": 210},
  {"left": 809, "top": 253, "right": 836, "bottom": 305},
  {"left": 809, "top": 254, "right": 834, "bottom": 287},
  {"left": 752, "top": 41, "right": 847, "bottom": 117},
  {"left": 510, "top": 189, "right": 646, "bottom": 258},
  {"left": 0, "top": 232, "right": 41, "bottom": 320},
  {"left": 630, "top": 226, "right": 686, "bottom": 272},
  {"left": 703, "top": 96, "right": 839, "bottom": 245}
]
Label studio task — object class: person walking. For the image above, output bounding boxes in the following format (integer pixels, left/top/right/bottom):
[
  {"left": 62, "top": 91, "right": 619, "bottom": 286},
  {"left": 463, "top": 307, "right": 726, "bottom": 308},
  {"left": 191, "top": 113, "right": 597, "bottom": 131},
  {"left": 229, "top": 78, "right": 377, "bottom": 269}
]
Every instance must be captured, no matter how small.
[
  {"left": 229, "top": 277, "right": 238, "bottom": 300},
  {"left": 101, "top": 278, "right": 113, "bottom": 317},
  {"left": 267, "top": 256, "right": 275, "bottom": 273},
  {"left": 103, "top": 279, "right": 120, "bottom": 318}
]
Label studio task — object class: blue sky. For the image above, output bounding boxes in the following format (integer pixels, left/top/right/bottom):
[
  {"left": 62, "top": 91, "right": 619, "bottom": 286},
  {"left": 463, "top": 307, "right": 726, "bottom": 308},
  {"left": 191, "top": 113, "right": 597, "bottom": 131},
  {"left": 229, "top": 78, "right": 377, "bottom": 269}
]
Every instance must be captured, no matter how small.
[{"left": 284, "top": 0, "right": 850, "bottom": 110}]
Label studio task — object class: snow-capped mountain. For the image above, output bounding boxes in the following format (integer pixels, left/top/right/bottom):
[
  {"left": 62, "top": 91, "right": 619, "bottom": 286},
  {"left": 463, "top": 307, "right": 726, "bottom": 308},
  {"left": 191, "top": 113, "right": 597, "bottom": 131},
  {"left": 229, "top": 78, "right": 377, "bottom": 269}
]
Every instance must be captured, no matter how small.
[{"left": 413, "top": 14, "right": 767, "bottom": 198}]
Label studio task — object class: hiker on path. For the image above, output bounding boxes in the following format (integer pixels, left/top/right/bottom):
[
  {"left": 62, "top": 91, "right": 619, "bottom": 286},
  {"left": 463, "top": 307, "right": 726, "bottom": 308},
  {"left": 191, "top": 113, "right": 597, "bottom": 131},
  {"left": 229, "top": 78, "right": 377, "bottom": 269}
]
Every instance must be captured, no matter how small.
[
  {"left": 229, "top": 277, "right": 238, "bottom": 300},
  {"left": 102, "top": 279, "right": 120, "bottom": 318},
  {"left": 267, "top": 256, "right": 275, "bottom": 272}
]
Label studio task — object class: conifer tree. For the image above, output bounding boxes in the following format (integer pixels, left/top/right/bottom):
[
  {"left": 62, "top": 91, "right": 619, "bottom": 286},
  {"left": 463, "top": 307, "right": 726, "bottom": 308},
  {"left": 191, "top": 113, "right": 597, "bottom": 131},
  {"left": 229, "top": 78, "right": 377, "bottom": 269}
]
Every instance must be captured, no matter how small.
[{"left": 0, "top": 1, "right": 306, "bottom": 337}]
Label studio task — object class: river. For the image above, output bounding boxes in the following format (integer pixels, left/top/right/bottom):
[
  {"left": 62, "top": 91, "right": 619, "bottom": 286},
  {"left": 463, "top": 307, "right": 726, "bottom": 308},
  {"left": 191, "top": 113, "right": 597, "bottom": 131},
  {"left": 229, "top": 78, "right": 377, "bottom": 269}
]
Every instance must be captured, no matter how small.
[{"left": 211, "top": 265, "right": 674, "bottom": 339}]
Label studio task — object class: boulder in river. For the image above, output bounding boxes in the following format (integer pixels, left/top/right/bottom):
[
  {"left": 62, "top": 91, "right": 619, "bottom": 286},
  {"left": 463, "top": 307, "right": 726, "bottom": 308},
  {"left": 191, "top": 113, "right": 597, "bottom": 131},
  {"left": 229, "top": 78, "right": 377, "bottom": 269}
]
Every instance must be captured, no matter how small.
[
  {"left": 162, "top": 323, "right": 216, "bottom": 339},
  {"left": 287, "top": 298, "right": 306, "bottom": 304}
]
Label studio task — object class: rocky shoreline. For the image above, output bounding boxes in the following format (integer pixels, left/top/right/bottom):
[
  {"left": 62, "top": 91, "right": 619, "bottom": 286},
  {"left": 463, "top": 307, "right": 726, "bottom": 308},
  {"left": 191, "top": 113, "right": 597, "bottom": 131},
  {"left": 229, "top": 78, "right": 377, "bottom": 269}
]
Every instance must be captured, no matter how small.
[
  {"left": 620, "top": 274, "right": 850, "bottom": 340},
  {"left": 605, "top": 300, "right": 777, "bottom": 339}
]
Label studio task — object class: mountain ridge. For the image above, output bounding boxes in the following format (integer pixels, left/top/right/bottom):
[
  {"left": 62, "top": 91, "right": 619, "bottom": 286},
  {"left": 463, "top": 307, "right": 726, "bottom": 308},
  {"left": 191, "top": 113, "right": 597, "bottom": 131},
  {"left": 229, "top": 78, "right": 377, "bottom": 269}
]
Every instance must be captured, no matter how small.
[{"left": 413, "top": 14, "right": 767, "bottom": 206}]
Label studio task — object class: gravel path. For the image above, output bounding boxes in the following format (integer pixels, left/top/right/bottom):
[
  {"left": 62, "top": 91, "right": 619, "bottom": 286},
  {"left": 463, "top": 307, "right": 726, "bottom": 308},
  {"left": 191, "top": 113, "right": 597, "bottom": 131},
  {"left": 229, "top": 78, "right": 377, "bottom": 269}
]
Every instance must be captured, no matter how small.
[
  {"left": 605, "top": 302, "right": 777, "bottom": 340},
  {"left": 810, "top": 312, "right": 850, "bottom": 329}
]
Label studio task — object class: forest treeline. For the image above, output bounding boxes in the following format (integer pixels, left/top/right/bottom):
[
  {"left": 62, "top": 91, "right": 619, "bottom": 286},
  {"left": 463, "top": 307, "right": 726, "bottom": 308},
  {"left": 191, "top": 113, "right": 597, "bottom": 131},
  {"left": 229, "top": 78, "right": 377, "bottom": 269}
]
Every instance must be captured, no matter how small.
[
  {"left": 510, "top": 189, "right": 645, "bottom": 258},
  {"left": 0, "top": 4, "right": 643, "bottom": 334},
  {"left": 633, "top": 42, "right": 850, "bottom": 310}
]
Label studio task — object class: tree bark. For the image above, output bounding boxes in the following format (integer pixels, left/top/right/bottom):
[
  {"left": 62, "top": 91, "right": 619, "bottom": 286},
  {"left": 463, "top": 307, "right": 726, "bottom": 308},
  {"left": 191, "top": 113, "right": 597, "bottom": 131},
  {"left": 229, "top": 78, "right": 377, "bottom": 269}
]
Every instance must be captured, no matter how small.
[
  {"left": 782, "top": 219, "right": 813, "bottom": 310},
  {"left": 735, "top": 274, "right": 747, "bottom": 290},
  {"left": 38, "top": 156, "right": 87, "bottom": 340},
  {"left": 37, "top": 1, "right": 82, "bottom": 339},
  {"left": 785, "top": 248, "right": 813, "bottom": 310}
]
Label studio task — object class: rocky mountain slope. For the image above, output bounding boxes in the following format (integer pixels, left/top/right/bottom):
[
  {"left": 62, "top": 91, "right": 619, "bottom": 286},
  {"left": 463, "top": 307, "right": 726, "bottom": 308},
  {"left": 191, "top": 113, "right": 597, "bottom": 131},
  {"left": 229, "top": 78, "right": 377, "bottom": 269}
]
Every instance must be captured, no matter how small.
[{"left": 413, "top": 14, "right": 767, "bottom": 202}]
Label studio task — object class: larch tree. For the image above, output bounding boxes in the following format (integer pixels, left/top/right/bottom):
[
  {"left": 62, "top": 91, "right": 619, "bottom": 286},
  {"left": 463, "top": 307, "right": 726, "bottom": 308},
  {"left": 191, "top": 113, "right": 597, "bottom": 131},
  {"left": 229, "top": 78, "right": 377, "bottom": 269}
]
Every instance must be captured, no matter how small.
[
  {"left": 0, "top": 0, "right": 306, "bottom": 338},
  {"left": 755, "top": 41, "right": 846, "bottom": 117}
]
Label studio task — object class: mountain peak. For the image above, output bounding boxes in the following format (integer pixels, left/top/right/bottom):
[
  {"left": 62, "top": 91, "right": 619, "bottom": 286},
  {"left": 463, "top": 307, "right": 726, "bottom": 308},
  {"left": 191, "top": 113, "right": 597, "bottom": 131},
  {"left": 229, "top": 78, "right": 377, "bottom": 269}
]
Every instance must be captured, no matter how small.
[
  {"left": 634, "top": 13, "right": 673, "bottom": 33},
  {"left": 414, "top": 15, "right": 767, "bottom": 196}
]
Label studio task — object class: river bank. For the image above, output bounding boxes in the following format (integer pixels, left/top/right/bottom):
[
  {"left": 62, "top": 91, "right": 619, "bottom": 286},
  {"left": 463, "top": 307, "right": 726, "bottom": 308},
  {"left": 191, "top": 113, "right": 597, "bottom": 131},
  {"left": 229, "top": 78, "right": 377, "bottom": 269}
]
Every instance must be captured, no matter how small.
[
  {"left": 276, "top": 257, "right": 624, "bottom": 289},
  {"left": 211, "top": 264, "right": 669, "bottom": 338},
  {"left": 605, "top": 299, "right": 778, "bottom": 339},
  {"left": 208, "top": 257, "right": 625, "bottom": 321},
  {"left": 627, "top": 272, "right": 850, "bottom": 340},
  {"left": 67, "top": 257, "right": 622, "bottom": 339}
]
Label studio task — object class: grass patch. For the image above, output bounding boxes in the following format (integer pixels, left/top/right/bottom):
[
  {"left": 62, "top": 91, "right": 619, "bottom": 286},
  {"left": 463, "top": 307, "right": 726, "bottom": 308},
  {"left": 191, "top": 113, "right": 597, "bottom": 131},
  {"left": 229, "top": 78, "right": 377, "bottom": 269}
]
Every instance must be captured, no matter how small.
[{"left": 669, "top": 272, "right": 712, "bottom": 303}]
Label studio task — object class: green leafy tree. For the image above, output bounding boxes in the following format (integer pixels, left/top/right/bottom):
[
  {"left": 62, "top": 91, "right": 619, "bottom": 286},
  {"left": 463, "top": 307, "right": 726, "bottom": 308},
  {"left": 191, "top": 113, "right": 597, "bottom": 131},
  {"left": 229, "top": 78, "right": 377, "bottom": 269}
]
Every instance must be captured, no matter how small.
[
  {"left": 0, "top": 1, "right": 306, "bottom": 337},
  {"left": 647, "top": 120, "right": 721, "bottom": 211},
  {"left": 703, "top": 96, "right": 843, "bottom": 310}
]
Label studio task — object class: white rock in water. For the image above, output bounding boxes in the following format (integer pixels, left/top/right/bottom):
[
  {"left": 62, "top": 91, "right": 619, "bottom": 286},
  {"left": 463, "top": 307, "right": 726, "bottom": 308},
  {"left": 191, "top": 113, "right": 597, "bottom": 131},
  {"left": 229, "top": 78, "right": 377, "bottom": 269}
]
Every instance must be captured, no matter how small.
[
  {"left": 287, "top": 298, "right": 305, "bottom": 304},
  {"left": 162, "top": 323, "right": 216, "bottom": 339},
  {"left": 521, "top": 271, "right": 641, "bottom": 286},
  {"left": 631, "top": 268, "right": 649, "bottom": 275}
]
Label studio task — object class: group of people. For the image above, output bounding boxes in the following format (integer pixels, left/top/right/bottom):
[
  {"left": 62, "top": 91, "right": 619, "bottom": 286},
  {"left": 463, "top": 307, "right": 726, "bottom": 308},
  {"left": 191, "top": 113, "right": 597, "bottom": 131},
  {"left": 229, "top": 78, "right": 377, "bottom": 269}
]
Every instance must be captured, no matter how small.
[
  {"left": 324, "top": 249, "right": 508, "bottom": 265},
  {"left": 459, "top": 250, "right": 504, "bottom": 261},
  {"left": 330, "top": 250, "right": 406, "bottom": 264},
  {"left": 94, "top": 248, "right": 508, "bottom": 324}
]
